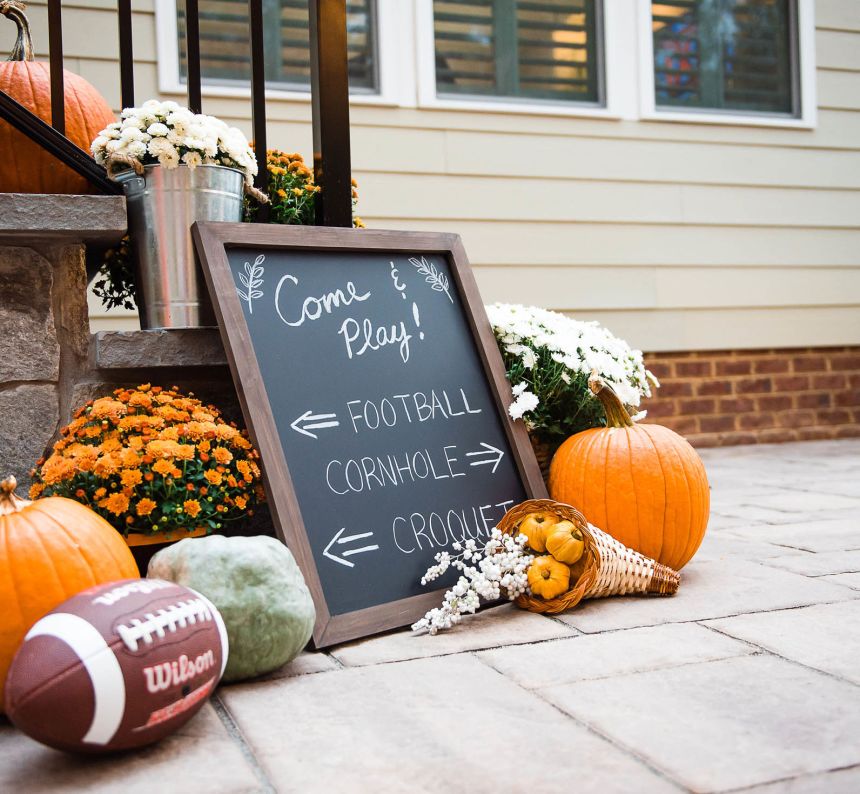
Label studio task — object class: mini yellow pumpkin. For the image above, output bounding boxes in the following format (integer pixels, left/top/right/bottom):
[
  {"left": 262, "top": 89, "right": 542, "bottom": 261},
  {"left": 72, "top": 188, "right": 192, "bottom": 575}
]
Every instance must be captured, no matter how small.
[
  {"left": 545, "top": 520, "right": 585, "bottom": 564},
  {"left": 527, "top": 555, "right": 570, "bottom": 599},
  {"left": 517, "top": 511, "right": 559, "bottom": 553}
]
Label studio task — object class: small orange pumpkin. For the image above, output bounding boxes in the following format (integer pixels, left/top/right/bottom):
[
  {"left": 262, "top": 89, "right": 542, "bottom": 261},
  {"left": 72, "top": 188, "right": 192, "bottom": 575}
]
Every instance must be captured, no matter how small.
[
  {"left": 527, "top": 555, "right": 570, "bottom": 600},
  {"left": 545, "top": 520, "right": 585, "bottom": 564},
  {"left": 0, "top": 475, "right": 138, "bottom": 711},
  {"left": 516, "top": 510, "right": 558, "bottom": 553},
  {"left": 549, "top": 374, "right": 709, "bottom": 571},
  {"left": 0, "top": 1, "right": 116, "bottom": 193}
]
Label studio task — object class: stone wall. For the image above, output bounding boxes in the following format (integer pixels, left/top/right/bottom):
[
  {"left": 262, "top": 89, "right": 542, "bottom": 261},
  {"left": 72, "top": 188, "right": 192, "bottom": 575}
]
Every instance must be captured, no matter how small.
[
  {"left": 0, "top": 196, "right": 235, "bottom": 491},
  {"left": 0, "top": 195, "right": 126, "bottom": 490}
]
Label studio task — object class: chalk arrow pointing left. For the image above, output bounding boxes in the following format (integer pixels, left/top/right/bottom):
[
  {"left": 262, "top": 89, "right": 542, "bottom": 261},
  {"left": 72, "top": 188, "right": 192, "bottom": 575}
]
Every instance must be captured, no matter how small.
[
  {"left": 291, "top": 410, "right": 339, "bottom": 439},
  {"left": 466, "top": 442, "right": 505, "bottom": 474},
  {"left": 324, "top": 528, "right": 380, "bottom": 569}
]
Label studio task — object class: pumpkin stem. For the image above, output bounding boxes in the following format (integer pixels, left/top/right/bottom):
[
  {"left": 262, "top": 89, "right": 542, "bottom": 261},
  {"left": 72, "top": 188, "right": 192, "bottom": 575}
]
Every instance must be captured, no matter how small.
[
  {"left": 0, "top": 475, "right": 32, "bottom": 515},
  {"left": 1, "top": 1, "right": 34, "bottom": 62},
  {"left": 588, "top": 371, "right": 635, "bottom": 429}
]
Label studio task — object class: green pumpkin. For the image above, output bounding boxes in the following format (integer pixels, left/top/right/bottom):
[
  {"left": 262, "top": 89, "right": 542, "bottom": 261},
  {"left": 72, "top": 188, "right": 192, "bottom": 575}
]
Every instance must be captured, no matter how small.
[{"left": 148, "top": 535, "right": 315, "bottom": 682}]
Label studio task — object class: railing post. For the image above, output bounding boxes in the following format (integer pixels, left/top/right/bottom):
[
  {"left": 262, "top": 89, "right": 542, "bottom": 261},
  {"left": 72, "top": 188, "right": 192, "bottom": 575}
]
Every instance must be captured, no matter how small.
[
  {"left": 309, "top": 0, "right": 353, "bottom": 227},
  {"left": 185, "top": 0, "right": 202, "bottom": 113},
  {"left": 248, "top": 0, "right": 269, "bottom": 220},
  {"left": 117, "top": 0, "right": 135, "bottom": 108},
  {"left": 47, "top": 0, "right": 64, "bottom": 134}
]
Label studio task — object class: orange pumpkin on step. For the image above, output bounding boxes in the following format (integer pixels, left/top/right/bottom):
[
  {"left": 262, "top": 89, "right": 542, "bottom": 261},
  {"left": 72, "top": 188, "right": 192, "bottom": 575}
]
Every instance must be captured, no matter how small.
[
  {"left": 0, "top": 475, "right": 138, "bottom": 711},
  {"left": 549, "top": 374, "right": 709, "bottom": 570},
  {"left": 0, "top": 1, "right": 116, "bottom": 193}
]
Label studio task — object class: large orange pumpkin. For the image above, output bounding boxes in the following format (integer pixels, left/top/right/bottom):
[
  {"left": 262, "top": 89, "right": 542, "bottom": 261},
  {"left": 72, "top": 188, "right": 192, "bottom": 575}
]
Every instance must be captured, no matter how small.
[
  {"left": 0, "top": 1, "right": 116, "bottom": 193},
  {"left": 0, "top": 475, "right": 139, "bottom": 711},
  {"left": 548, "top": 375, "right": 709, "bottom": 571}
]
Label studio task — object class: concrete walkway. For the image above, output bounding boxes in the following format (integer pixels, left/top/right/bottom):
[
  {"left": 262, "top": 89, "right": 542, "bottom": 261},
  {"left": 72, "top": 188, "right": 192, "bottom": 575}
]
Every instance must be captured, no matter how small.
[{"left": 3, "top": 439, "right": 859, "bottom": 793}]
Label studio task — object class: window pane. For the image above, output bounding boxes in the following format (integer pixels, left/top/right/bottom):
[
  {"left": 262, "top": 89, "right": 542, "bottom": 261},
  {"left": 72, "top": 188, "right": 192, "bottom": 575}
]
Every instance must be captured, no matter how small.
[
  {"left": 434, "top": 0, "right": 602, "bottom": 104},
  {"left": 652, "top": 0, "right": 796, "bottom": 114},
  {"left": 177, "top": 0, "right": 377, "bottom": 93}
]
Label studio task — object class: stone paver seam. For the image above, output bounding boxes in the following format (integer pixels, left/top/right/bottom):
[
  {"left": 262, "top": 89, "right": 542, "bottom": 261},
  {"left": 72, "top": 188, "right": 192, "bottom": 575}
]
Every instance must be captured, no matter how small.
[
  {"left": 484, "top": 649, "right": 764, "bottom": 690},
  {"left": 469, "top": 651, "right": 689, "bottom": 793},
  {"left": 564, "top": 594, "right": 860, "bottom": 637},
  {"left": 211, "top": 693, "right": 278, "bottom": 794},
  {"left": 757, "top": 563, "right": 860, "bottom": 579},
  {"left": 332, "top": 624, "right": 581, "bottom": 667},
  {"left": 698, "top": 622, "right": 860, "bottom": 690},
  {"left": 717, "top": 761, "right": 860, "bottom": 794}
]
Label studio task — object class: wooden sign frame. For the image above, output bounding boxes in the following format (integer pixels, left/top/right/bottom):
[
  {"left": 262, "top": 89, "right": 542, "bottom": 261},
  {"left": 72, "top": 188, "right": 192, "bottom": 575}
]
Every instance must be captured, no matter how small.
[{"left": 192, "top": 223, "right": 547, "bottom": 647}]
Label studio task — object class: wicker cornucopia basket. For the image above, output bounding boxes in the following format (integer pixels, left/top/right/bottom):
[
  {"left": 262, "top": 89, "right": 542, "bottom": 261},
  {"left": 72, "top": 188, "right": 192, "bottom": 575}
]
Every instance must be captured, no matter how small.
[{"left": 498, "top": 499, "right": 680, "bottom": 614}]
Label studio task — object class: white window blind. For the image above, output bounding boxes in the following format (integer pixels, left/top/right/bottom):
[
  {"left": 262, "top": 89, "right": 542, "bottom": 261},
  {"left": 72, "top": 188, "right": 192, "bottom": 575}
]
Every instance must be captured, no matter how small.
[
  {"left": 177, "top": 0, "right": 378, "bottom": 93},
  {"left": 433, "top": 0, "right": 602, "bottom": 104}
]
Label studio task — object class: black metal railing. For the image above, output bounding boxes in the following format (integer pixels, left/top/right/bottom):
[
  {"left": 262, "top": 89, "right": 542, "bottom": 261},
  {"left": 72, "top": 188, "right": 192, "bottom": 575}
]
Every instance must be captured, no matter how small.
[{"left": 0, "top": 0, "right": 353, "bottom": 226}]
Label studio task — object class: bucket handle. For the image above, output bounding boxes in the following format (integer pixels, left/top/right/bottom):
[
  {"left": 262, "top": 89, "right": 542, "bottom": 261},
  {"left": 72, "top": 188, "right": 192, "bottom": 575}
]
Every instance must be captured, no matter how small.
[{"left": 106, "top": 152, "right": 145, "bottom": 179}]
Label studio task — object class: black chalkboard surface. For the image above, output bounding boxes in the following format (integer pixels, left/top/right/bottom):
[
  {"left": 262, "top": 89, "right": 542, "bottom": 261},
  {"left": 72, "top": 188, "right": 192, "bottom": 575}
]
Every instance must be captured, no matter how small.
[{"left": 193, "top": 224, "right": 546, "bottom": 646}]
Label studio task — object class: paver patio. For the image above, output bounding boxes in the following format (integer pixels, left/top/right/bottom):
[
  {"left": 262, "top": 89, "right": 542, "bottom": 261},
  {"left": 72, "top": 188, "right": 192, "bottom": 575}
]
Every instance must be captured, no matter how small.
[{"left": 2, "top": 438, "right": 859, "bottom": 793}]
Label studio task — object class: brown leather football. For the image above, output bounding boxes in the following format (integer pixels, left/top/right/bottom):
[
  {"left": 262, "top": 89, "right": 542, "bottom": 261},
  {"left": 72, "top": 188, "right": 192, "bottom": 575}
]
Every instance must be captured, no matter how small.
[{"left": 4, "top": 578, "right": 228, "bottom": 753}]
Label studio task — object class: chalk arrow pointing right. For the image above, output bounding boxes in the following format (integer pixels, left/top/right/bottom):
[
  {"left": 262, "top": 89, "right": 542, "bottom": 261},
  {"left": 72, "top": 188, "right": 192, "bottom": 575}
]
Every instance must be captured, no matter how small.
[
  {"left": 291, "top": 410, "right": 340, "bottom": 439},
  {"left": 466, "top": 442, "right": 505, "bottom": 474}
]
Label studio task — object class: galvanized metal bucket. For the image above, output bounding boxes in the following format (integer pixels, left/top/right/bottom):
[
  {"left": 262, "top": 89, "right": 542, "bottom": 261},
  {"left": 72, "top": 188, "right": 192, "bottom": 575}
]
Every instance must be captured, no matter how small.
[{"left": 116, "top": 164, "right": 245, "bottom": 329}]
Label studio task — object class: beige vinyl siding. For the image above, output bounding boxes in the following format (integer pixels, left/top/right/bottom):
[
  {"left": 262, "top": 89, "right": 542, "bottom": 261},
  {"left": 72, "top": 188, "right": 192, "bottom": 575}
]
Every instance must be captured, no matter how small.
[{"left": 20, "top": 1, "right": 860, "bottom": 351}]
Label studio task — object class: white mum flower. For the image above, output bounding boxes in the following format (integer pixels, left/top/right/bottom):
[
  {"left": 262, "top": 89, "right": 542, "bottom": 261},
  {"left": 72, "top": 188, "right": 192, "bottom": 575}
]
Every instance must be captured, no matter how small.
[
  {"left": 182, "top": 150, "right": 203, "bottom": 168},
  {"left": 508, "top": 389, "right": 539, "bottom": 421}
]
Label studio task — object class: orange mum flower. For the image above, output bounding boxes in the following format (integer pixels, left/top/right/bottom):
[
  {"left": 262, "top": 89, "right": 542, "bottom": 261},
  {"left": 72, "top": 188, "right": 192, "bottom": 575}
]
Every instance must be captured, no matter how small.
[
  {"left": 212, "top": 447, "right": 233, "bottom": 465},
  {"left": 101, "top": 437, "right": 122, "bottom": 453},
  {"left": 93, "top": 455, "right": 119, "bottom": 478},
  {"left": 152, "top": 459, "right": 174, "bottom": 477},
  {"left": 41, "top": 456, "right": 77, "bottom": 485},
  {"left": 175, "top": 444, "right": 195, "bottom": 461},
  {"left": 234, "top": 495, "right": 248, "bottom": 510},
  {"left": 90, "top": 398, "right": 127, "bottom": 421},
  {"left": 136, "top": 498, "right": 157, "bottom": 516},
  {"left": 127, "top": 392, "right": 153, "bottom": 409},
  {"left": 183, "top": 499, "right": 202, "bottom": 519},
  {"left": 120, "top": 469, "right": 143, "bottom": 488},
  {"left": 121, "top": 448, "right": 142, "bottom": 468},
  {"left": 204, "top": 469, "right": 223, "bottom": 486},
  {"left": 99, "top": 492, "right": 129, "bottom": 517},
  {"left": 158, "top": 425, "right": 180, "bottom": 441},
  {"left": 146, "top": 439, "right": 181, "bottom": 459}
]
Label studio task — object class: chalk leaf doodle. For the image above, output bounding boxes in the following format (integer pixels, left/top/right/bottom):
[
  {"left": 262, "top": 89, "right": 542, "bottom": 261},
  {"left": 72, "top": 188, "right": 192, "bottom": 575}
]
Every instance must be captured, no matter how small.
[
  {"left": 409, "top": 256, "right": 453, "bottom": 304},
  {"left": 237, "top": 255, "right": 265, "bottom": 313}
]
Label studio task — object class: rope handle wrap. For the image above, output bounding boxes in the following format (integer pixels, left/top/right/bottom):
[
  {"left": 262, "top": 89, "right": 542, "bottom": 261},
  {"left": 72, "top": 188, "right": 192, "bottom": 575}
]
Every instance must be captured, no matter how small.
[{"left": 105, "top": 152, "right": 270, "bottom": 204}]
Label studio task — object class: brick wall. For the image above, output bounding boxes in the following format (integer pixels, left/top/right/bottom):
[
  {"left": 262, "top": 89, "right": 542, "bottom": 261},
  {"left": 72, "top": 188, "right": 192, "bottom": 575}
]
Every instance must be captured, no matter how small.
[{"left": 643, "top": 347, "right": 860, "bottom": 447}]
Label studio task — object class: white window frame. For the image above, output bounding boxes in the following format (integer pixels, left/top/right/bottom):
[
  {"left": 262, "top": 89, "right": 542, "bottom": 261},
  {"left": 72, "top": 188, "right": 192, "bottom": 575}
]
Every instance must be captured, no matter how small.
[
  {"left": 636, "top": 0, "right": 817, "bottom": 128},
  {"left": 153, "top": 0, "right": 817, "bottom": 129},
  {"left": 414, "top": 0, "right": 637, "bottom": 119},
  {"left": 154, "top": 0, "right": 410, "bottom": 107}
]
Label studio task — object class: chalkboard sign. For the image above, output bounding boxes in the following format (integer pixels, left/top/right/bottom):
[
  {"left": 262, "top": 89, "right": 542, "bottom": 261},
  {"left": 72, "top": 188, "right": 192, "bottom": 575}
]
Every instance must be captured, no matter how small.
[{"left": 193, "top": 224, "right": 546, "bottom": 646}]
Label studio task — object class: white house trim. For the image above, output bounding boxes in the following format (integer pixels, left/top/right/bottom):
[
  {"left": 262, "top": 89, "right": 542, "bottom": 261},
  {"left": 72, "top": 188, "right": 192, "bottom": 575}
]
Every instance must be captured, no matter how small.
[{"left": 154, "top": 0, "right": 817, "bottom": 129}]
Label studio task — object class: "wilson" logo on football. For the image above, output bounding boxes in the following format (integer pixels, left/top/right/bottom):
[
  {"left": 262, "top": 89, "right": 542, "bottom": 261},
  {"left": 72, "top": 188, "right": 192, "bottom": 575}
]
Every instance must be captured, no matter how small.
[{"left": 142, "top": 651, "right": 216, "bottom": 693}]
